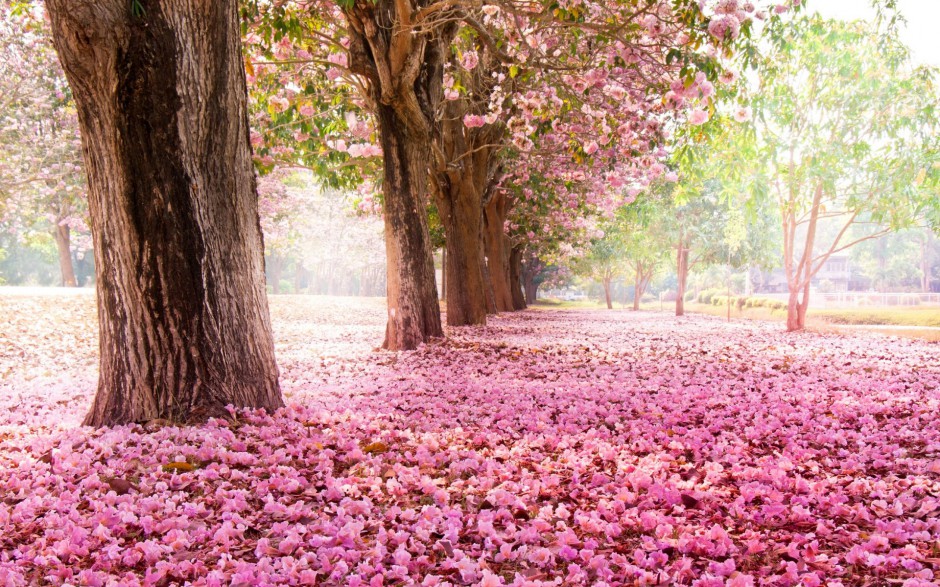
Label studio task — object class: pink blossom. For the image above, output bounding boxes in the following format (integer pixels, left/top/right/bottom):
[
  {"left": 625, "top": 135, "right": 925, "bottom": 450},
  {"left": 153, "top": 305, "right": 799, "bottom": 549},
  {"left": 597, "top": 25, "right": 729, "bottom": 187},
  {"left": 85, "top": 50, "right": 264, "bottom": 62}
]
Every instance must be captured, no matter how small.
[
  {"left": 463, "top": 114, "right": 485, "bottom": 128},
  {"left": 689, "top": 108, "right": 710, "bottom": 125}
]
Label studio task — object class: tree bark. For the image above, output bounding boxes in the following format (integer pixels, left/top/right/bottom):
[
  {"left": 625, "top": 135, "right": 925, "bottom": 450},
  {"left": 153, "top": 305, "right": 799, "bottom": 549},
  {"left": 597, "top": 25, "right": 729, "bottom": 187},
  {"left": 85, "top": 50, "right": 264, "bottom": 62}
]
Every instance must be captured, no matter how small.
[
  {"left": 483, "top": 193, "right": 514, "bottom": 312},
  {"left": 524, "top": 277, "right": 537, "bottom": 305},
  {"left": 603, "top": 276, "right": 613, "bottom": 309},
  {"left": 509, "top": 244, "right": 527, "bottom": 310},
  {"left": 52, "top": 223, "right": 77, "bottom": 287},
  {"left": 344, "top": 0, "right": 448, "bottom": 349},
  {"left": 375, "top": 103, "right": 443, "bottom": 349},
  {"left": 47, "top": 0, "right": 282, "bottom": 426},
  {"left": 432, "top": 168, "right": 488, "bottom": 327}
]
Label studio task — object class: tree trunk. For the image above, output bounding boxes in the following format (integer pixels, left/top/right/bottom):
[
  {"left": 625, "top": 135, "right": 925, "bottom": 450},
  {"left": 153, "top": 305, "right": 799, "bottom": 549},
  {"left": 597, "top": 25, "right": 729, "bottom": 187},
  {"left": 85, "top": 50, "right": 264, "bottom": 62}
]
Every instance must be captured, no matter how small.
[
  {"left": 269, "top": 255, "right": 283, "bottom": 295},
  {"left": 524, "top": 278, "right": 537, "bottom": 305},
  {"left": 53, "top": 223, "right": 77, "bottom": 287},
  {"left": 375, "top": 103, "right": 443, "bottom": 350},
  {"left": 603, "top": 277, "right": 613, "bottom": 309},
  {"left": 47, "top": 0, "right": 282, "bottom": 426},
  {"left": 433, "top": 177, "right": 487, "bottom": 326},
  {"left": 509, "top": 244, "right": 527, "bottom": 310},
  {"left": 632, "top": 265, "right": 642, "bottom": 311},
  {"left": 484, "top": 193, "right": 514, "bottom": 312},
  {"left": 786, "top": 287, "right": 810, "bottom": 331},
  {"left": 922, "top": 230, "right": 932, "bottom": 293},
  {"left": 675, "top": 239, "right": 689, "bottom": 316},
  {"left": 440, "top": 248, "right": 446, "bottom": 301},
  {"left": 522, "top": 260, "right": 539, "bottom": 305}
]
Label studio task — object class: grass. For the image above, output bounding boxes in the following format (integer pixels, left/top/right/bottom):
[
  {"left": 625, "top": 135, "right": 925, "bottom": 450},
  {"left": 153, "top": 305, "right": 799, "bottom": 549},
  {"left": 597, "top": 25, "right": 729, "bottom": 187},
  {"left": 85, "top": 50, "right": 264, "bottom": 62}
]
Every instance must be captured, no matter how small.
[
  {"left": 809, "top": 307, "right": 940, "bottom": 327},
  {"left": 534, "top": 297, "right": 940, "bottom": 342}
]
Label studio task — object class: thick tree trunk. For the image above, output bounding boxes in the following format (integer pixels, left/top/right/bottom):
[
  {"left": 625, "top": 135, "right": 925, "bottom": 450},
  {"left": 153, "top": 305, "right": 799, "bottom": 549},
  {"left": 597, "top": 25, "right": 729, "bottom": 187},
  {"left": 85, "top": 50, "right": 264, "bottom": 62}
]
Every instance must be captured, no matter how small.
[
  {"left": 509, "top": 245, "right": 527, "bottom": 310},
  {"left": 375, "top": 104, "right": 443, "bottom": 350},
  {"left": 47, "top": 0, "right": 282, "bottom": 426},
  {"left": 524, "top": 279, "right": 537, "bottom": 305},
  {"left": 53, "top": 223, "right": 77, "bottom": 287},
  {"left": 434, "top": 178, "right": 487, "bottom": 327},
  {"left": 484, "top": 193, "right": 514, "bottom": 312},
  {"left": 603, "top": 277, "right": 613, "bottom": 310},
  {"left": 675, "top": 239, "right": 689, "bottom": 317}
]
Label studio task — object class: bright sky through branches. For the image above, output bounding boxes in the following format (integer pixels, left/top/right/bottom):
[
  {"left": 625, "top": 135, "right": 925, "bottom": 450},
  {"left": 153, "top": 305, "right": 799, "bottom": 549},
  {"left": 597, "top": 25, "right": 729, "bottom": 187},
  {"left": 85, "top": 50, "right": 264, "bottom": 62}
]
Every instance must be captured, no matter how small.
[{"left": 812, "top": 0, "right": 940, "bottom": 67}]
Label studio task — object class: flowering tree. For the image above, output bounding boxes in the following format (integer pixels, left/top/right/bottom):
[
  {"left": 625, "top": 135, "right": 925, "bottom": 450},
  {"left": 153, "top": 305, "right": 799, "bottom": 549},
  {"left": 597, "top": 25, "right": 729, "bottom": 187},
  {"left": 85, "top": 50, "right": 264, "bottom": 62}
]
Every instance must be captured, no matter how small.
[
  {"left": 242, "top": 0, "right": 798, "bottom": 346},
  {"left": 0, "top": 3, "right": 87, "bottom": 286},
  {"left": 750, "top": 14, "right": 940, "bottom": 330}
]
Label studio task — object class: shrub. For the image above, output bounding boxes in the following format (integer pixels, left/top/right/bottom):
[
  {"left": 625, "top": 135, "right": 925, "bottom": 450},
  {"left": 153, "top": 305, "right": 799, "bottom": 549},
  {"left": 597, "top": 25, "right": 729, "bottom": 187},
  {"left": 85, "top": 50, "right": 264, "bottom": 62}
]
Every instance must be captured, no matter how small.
[
  {"left": 684, "top": 290, "right": 697, "bottom": 302},
  {"left": 736, "top": 296, "right": 748, "bottom": 311},
  {"left": 698, "top": 289, "right": 721, "bottom": 304}
]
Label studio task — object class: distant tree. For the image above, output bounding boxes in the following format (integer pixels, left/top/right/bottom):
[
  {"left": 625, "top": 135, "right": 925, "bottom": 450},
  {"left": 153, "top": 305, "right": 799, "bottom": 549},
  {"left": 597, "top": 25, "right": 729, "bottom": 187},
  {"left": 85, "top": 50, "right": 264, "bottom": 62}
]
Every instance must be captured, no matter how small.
[
  {"left": 0, "top": 4, "right": 87, "bottom": 286},
  {"left": 750, "top": 15, "right": 940, "bottom": 330}
]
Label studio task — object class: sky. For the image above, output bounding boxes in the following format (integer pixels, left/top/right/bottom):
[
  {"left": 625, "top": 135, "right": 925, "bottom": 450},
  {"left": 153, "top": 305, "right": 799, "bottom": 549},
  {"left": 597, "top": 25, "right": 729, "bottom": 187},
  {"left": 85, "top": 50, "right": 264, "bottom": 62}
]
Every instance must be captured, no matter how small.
[{"left": 811, "top": 0, "right": 940, "bottom": 67}]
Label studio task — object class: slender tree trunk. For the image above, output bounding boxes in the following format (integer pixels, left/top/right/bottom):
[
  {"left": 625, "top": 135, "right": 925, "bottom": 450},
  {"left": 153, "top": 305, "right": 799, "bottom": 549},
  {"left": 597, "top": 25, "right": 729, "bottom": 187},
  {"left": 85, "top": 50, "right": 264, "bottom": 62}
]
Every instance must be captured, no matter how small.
[
  {"left": 53, "top": 223, "right": 78, "bottom": 287},
  {"left": 675, "top": 238, "right": 689, "bottom": 316},
  {"left": 509, "top": 244, "right": 526, "bottom": 310},
  {"left": 484, "top": 193, "right": 514, "bottom": 312},
  {"left": 632, "top": 265, "right": 642, "bottom": 311},
  {"left": 47, "top": 0, "right": 282, "bottom": 426},
  {"left": 921, "top": 231, "right": 932, "bottom": 293},
  {"left": 784, "top": 183, "right": 822, "bottom": 332},
  {"left": 440, "top": 248, "right": 446, "bottom": 301},
  {"left": 375, "top": 103, "right": 443, "bottom": 349},
  {"left": 269, "top": 255, "right": 283, "bottom": 295},
  {"left": 482, "top": 256, "right": 499, "bottom": 313},
  {"left": 603, "top": 277, "right": 613, "bottom": 309}
]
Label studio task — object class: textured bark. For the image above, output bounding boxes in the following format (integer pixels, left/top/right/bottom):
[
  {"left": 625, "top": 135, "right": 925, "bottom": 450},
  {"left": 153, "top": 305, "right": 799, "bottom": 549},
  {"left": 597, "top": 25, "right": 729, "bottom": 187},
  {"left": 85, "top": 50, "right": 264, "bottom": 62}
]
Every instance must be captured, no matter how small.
[
  {"left": 53, "top": 223, "right": 78, "bottom": 287},
  {"left": 375, "top": 103, "right": 443, "bottom": 349},
  {"left": 430, "top": 102, "right": 500, "bottom": 327},
  {"left": 344, "top": 0, "right": 448, "bottom": 350},
  {"left": 509, "top": 245, "right": 527, "bottom": 311},
  {"left": 483, "top": 193, "right": 514, "bottom": 312},
  {"left": 432, "top": 171, "right": 488, "bottom": 326},
  {"left": 47, "top": 0, "right": 282, "bottom": 426}
]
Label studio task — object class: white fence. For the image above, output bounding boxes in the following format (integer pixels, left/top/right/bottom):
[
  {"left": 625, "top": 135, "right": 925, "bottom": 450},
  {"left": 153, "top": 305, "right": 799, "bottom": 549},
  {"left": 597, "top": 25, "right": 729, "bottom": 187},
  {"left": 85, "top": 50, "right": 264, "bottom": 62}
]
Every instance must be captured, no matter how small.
[{"left": 814, "top": 292, "right": 940, "bottom": 308}]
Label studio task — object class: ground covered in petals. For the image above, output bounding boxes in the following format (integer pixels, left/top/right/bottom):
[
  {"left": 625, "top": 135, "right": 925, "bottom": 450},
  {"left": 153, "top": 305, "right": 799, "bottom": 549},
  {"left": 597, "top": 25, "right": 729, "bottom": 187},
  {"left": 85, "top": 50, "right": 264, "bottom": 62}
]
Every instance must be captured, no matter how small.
[{"left": 1, "top": 291, "right": 939, "bottom": 586}]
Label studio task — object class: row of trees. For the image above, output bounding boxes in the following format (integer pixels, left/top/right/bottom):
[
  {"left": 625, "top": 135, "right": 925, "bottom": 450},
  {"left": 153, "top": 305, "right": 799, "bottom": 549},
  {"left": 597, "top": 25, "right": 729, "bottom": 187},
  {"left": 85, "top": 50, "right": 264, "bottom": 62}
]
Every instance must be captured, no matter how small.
[
  {"left": 25, "top": 0, "right": 938, "bottom": 426},
  {"left": 32, "top": 0, "right": 795, "bottom": 426}
]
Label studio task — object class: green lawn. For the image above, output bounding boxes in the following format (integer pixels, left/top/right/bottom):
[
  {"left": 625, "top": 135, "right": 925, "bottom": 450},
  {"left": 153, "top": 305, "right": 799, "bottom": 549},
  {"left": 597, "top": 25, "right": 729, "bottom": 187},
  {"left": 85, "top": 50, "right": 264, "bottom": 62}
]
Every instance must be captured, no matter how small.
[{"left": 534, "top": 298, "right": 940, "bottom": 341}]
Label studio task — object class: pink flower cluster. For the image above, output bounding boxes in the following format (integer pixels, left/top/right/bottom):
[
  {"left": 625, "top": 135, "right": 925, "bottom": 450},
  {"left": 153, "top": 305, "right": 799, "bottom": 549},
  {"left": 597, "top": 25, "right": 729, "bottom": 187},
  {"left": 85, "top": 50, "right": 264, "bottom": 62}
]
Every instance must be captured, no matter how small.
[{"left": 1, "top": 294, "right": 938, "bottom": 585}]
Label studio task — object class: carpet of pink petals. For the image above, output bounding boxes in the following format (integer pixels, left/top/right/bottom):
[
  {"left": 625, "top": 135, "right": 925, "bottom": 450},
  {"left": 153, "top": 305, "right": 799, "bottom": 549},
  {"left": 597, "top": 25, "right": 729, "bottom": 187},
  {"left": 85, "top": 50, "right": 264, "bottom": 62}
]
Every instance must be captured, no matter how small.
[{"left": 1, "top": 291, "right": 939, "bottom": 586}]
